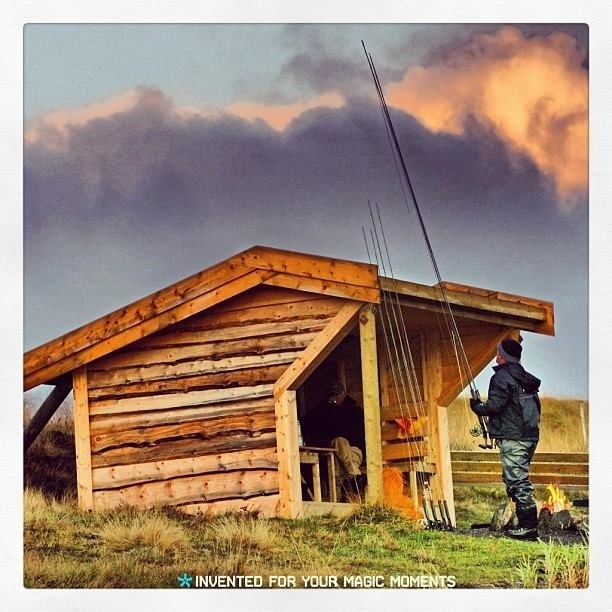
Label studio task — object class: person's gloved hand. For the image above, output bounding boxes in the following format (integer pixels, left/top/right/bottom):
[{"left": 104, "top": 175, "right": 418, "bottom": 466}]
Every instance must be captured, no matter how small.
[{"left": 469, "top": 398, "right": 480, "bottom": 412}]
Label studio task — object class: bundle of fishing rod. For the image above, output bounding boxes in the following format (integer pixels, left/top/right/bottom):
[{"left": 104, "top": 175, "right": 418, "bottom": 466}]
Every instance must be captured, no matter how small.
[{"left": 361, "top": 43, "right": 493, "bottom": 530}]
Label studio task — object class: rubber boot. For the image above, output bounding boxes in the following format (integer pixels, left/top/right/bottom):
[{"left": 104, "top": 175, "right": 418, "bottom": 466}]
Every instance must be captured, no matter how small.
[{"left": 506, "top": 505, "right": 538, "bottom": 541}]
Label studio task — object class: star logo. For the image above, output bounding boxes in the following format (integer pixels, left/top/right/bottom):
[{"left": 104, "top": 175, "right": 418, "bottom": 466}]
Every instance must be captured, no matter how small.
[{"left": 177, "top": 572, "right": 193, "bottom": 588}]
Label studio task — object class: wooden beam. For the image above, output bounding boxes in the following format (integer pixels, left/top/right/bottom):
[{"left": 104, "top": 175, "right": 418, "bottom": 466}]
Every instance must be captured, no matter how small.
[
  {"left": 73, "top": 366, "right": 94, "bottom": 511},
  {"left": 275, "top": 390, "right": 302, "bottom": 518},
  {"left": 240, "top": 245, "right": 379, "bottom": 288},
  {"left": 424, "top": 330, "right": 456, "bottom": 524},
  {"left": 92, "top": 447, "right": 278, "bottom": 489},
  {"left": 274, "top": 301, "right": 361, "bottom": 393},
  {"left": 380, "top": 277, "right": 553, "bottom": 328},
  {"left": 358, "top": 304, "right": 383, "bottom": 504},
  {"left": 93, "top": 469, "right": 279, "bottom": 510},
  {"left": 89, "top": 383, "right": 274, "bottom": 416},
  {"left": 435, "top": 405, "right": 455, "bottom": 526},
  {"left": 179, "top": 495, "right": 280, "bottom": 518},
  {"left": 451, "top": 451, "right": 588, "bottom": 464},
  {"left": 438, "top": 327, "right": 514, "bottom": 407},
  {"left": 390, "top": 296, "right": 552, "bottom": 334},
  {"left": 23, "top": 376, "right": 72, "bottom": 451},
  {"left": 301, "top": 501, "right": 358, "bottom": 518},
  {"left": 263, "top": 273, "right": 379, "bottom": 304}
]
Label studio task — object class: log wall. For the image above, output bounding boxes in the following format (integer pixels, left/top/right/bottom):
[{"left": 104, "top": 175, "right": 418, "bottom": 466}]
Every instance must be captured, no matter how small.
[{"left": 82, "top": 286, "right": 346, "bottom": 515}]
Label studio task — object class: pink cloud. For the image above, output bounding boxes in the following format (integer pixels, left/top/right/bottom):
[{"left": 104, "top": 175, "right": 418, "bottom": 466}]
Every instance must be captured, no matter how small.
[
  {"left": 226, "top": 91, "right": 345, "bottom": 131},
  {"left": 387, "top": 26, "right": 588, "bottom": 211}
]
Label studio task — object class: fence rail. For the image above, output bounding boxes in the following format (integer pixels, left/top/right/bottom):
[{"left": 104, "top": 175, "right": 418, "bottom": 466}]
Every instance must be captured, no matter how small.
[{"left": 451, "top": 451, "right": 588, "bottom": 487}]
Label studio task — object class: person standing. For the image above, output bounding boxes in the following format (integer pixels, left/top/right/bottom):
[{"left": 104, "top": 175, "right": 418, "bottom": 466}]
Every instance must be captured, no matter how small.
[{"left": 470, "top": 339, "right": 542, "bottom": 540}]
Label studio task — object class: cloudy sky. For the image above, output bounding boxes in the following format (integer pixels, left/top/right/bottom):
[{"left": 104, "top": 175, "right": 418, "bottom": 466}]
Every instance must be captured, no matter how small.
[{"left": 21, "top": 21, "right": 591, "bottom": 397}]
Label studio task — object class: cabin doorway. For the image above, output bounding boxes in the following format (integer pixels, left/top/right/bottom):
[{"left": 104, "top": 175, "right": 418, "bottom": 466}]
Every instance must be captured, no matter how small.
[{"left": 296, "top": 330, "right": 365, "bottom": 504}]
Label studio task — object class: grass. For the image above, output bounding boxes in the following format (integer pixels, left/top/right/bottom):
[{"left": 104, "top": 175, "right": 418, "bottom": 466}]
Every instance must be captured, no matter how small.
[
  {"left": 516, "top": 529, "right": 589, "bottom": 588},
  {"left": 23, "top": 395, "right": 589, "bottom": 589},
  {"left": 23, "top": 489, "right": 588, "bottom": 589}
]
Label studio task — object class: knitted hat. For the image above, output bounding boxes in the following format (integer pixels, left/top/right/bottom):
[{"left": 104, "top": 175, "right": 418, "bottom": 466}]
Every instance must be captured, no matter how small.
[{"left": 497, "top": 339, "right": 522, "bottom": 363}]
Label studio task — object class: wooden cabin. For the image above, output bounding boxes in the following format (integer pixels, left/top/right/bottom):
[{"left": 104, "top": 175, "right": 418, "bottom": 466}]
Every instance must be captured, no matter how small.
[{"left": 23, "top": 246, "right": 554, "bottom": 522}]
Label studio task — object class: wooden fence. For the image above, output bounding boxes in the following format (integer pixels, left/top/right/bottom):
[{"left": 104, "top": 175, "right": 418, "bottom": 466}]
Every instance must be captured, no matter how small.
[{"left": 451, "top": 451, "right": 588, "bottom": 488}]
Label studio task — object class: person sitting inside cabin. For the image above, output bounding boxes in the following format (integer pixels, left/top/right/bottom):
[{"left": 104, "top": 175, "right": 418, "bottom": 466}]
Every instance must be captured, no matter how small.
[
  {"left": 302, "top": 381, "right": 367, "bottom": 500},
  {"left": 469, "top": 338, "right": 542, "bottom": 541}
]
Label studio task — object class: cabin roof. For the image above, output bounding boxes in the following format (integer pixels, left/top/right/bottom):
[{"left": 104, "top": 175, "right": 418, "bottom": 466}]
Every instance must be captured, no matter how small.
[{"left": 24, "top": 245, "right": 554, "bottom": 390}]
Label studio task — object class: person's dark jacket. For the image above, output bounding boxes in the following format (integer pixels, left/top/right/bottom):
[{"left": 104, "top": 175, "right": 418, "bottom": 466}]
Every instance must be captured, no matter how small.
[
  {"left": 302, "top": 395, "right": 366, "bottom": 455},
  {"left": 471, "top": 362, "right": 541, "bottom": 441}
]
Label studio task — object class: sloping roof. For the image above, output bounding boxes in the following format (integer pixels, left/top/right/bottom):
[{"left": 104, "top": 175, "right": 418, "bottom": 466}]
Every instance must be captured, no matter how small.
[
  {"left": 380, "top": 277, "right": 554, "bottom": 336},
  {"left": 24, "top": 245, "right": 554, "bottom": 391},
  {"left": 24, "top": 246, "right": 379, "bottom": 390}
]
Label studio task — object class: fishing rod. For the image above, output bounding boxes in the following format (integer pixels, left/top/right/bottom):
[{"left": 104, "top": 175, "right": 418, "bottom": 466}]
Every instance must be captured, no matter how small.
[
  {"left": 361, "top": 41, "right": 492, "bottom": 451},
  {"left": 364, "top": 208, "right": 454, "bottom": 530}
]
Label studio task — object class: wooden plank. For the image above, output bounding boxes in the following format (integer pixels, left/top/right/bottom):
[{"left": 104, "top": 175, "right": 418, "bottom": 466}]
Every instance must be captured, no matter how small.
[
  {"left": 393, "top": 298, "right": 552, "bottom": 335},
  {"left": 263, "top": 273, "right": 379, "bottom": 304},
  {"left": 88, "top": 364, "right": 288, "bottom": 401},
  {"left": 25, "top": 269, "right": 275, "bottom": 390},
  {"left": 91, "top": 430, "right": 277, "bottom": 468},
  {"left": 438, "top": 327, "right": 511, "bottom": 407},
  {"left": 89, "top": 384, "right": 274, "bottom": 416},
  {"left": 179, "top": 494, "right": 280, "bottom": 517},
  {"left": 91, "top": 409, "right": 277, "bottom": 454},
  {"left": 381, "top": 443, "right": 424, "bottom": 462},
  {"left": 129, "top": 317, "right": 329, "bottom": 349},
  {"left": 439, "top": 281, "right": 554, "bottom": 334},
  {"left": 451, "top": 461, "right": 589, "bottom": 476},
  {"left": 90, "top": 397, "right": 273, "bottom": 435},
  {"left": 92, "top": 468, "right": 279, "bottom": 510},
  {"left": 275, "top": 301, "right": 362, "bottom": 393},
  {"left": 381, "top": 421, "right": 428, "bottom": 442},
  {"left": 301, "top": 501, "right": 358, "bottom": 518},
  {"left": 90, "top": 349, "right": 301, "bottom": 390},
  {"left": 359, "top": 304, "right": 383, "bottom": 504},
  {"left": 380, "top": 402, "right": 428, "bottom": 422},
  {"left": 386, "top": 460, "right": 436, "bottom": 474},
  {"left": 89, "top": 331, "right": 317, "bottom": 372},
  {"left": 451, "top": 451, "right": 589, "bottom": 464},
  {"left": 452, "top": 472, "right": 589, "bottom": 486},
  {"left": 23, "top": 376, "right": 72, "bottom": 451},
  {"left": 192, "top": 289, "right": 343, "bottom": 322},
  {"left": 380, "top": 277, "right": 550, "bottom": 323},
  {"left": 435, "top": 404, "right": 455, "bottom": 525},
  {"left": 92, "top": 447, "right": 278, "bottom": 489},
  {"left": 274, "top": 390, "right": 302, "bottom": 518},
  {"left": 240, "top": 245, "right": 379, "bottom": 288},
  {"left": 72, "top": 366, "right": 93, "bottom": 511}
]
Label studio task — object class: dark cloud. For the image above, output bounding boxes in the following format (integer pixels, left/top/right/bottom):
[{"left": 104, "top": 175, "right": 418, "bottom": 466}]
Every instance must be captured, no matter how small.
[
  {"left": 25, "top": 92, "right": 562, "bottom": 240},
  {"left": 25, "top": 92, "right": 584, "bottom": 353},
  {"left": 388, "top": 23, "right": 588, "bottom": 69}
]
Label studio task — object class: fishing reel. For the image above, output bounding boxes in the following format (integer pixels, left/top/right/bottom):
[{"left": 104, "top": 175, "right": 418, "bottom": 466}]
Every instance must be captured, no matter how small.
[{"left": 469, "top": 425, "right": 483, "bottom": 437}]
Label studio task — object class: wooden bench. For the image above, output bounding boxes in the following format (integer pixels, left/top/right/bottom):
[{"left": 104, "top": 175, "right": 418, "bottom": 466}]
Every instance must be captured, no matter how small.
[{"left": 299, "top": 446, "right": 338, "bottom": 502}]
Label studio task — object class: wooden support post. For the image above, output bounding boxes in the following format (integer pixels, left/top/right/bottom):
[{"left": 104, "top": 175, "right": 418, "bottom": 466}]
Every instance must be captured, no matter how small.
[
  {"left": 425, "top": 331, "right": 456, "bottom": 525},
  {"left": 579, "top": 401, "right": 587, "bottom": 448},
  {"left": 73, "top": 366, "right": 94, "bottom": 511},
  {"left": 435, "top": 404, "right": 456, "bottom": 526},
  {"left": 359, "top": 304, "right": 383, "bottom": 505},
  {"left": 23, "top": 376, "right": 72, "bottom": 451},
  {"left": 274, "top": 389, "right": 302, "bottom": 518}
]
